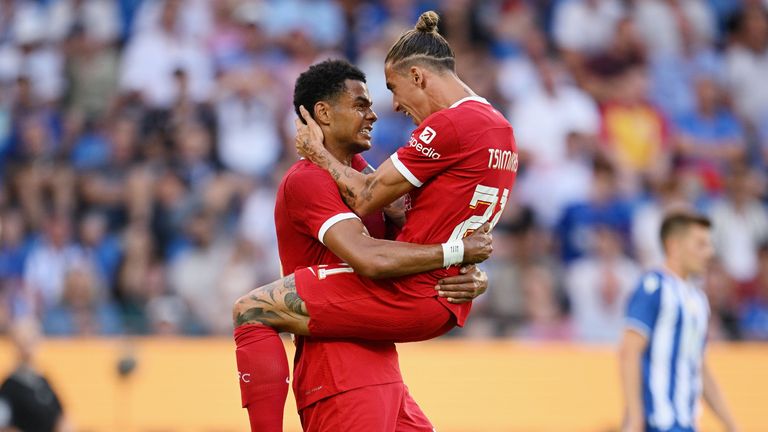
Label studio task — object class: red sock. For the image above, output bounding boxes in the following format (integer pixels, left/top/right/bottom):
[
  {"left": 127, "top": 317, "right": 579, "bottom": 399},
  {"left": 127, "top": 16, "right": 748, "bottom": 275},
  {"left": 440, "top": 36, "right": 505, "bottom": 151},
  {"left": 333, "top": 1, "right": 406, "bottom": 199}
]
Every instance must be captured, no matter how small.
[{"left": 234, "top": 324, "right": 289, "bottom": 432}]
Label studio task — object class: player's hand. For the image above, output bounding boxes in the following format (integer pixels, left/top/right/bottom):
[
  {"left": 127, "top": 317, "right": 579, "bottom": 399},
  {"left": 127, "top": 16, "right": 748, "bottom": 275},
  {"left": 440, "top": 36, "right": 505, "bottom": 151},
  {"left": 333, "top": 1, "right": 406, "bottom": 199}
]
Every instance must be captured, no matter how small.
[
  {"left": 461, "top": 222, "right": 493, "bottom": 264},
  {"left": 435, "top": 264, "right": 488, "bottom": 304},
  {"left": 295, "top": 105, "right": 326, "bottom": 162}
]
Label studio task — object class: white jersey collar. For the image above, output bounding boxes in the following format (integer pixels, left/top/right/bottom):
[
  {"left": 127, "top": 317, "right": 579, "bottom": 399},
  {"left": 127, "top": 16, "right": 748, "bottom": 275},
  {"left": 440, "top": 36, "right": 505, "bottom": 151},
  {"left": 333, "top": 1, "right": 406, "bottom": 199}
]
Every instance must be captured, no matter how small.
[{"left": 449, "top": 95, "right": 490, "bottom": 109}]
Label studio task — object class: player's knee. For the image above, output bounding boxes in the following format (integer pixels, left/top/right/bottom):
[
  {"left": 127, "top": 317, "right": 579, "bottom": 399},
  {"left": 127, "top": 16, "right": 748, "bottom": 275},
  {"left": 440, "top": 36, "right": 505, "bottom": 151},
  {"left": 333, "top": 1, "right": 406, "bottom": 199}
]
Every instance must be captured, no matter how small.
[{"left": 232, "top": 292, "right": 255, "bottom": 327}]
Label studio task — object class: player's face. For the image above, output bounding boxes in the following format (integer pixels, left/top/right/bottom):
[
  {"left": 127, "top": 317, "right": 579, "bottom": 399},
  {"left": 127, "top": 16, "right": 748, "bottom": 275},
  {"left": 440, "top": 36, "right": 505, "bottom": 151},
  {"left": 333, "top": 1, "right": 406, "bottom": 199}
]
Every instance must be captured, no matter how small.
[
  {"left": 384, "top": 63, "right": 428, "bottom": 125},
  {"left": 329, "top": 80, "right": 377, "bottom": 152},
  {"left": 680, "top": 225, "right": 714, "bottom": 275}
]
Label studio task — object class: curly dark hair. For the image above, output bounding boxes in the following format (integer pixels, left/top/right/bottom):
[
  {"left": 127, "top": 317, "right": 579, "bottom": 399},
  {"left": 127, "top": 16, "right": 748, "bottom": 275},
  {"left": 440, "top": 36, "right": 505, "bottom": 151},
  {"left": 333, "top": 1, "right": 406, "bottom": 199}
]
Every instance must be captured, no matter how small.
[{"left": 293, "top": 59, "right": 367, "bottom": 123}]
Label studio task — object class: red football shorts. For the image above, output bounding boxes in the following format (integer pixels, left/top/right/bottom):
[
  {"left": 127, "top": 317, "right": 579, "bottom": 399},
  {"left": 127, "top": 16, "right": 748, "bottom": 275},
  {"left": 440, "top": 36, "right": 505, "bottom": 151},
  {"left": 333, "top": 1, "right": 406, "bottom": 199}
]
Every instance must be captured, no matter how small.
[
  {"left": 299, "top": 382, "right": 434, "bottom": 432},
  {"left": 295, "top": 264, "right": 455, "bottom": 342}
]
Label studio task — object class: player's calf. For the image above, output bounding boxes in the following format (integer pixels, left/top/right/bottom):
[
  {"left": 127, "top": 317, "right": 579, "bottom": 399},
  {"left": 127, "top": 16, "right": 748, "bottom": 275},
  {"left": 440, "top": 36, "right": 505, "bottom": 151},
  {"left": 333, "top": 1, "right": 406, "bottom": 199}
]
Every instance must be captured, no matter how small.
[{"left": 232, "top": 274, "right": 311, "bottom": 335}]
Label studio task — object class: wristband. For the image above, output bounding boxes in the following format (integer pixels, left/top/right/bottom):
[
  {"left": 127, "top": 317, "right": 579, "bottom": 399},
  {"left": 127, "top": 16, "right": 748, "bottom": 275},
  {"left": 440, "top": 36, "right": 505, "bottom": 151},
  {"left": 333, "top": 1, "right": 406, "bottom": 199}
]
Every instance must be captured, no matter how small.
[{"left": 441, "top": 239, "right": 464, "bottom": 268}]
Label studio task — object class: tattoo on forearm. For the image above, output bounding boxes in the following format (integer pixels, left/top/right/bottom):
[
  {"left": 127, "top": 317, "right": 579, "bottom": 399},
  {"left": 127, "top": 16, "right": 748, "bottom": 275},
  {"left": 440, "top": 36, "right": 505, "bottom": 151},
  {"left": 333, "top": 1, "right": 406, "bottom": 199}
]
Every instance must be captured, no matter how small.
[
  {"left": 333, "top": 165, "right": 380, "bottom": 210},
  {"left": 309, "top": 149, "right": 382, "bottom": 210},
  {"left": 285, "top": 292, "right": 304, "bottom": 315},
  {"left": 234, "top": 275, "right": 308, "bottom": 329},
  {"left": 235, "top": 308, "right": 281, "bottom": 327}
]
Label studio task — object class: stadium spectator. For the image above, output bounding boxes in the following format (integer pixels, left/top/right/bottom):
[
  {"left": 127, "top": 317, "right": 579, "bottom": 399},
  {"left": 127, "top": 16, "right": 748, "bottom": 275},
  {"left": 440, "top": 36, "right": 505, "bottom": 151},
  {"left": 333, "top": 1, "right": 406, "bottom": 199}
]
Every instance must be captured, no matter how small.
[
  {"left": 647, "top": 9, "right": 724, "bottom": 119},
  {"left": 238, "top": 182, "right": 281, "bottom": 284},
  {"left": 0, "top": 209, "right": 29, "bottom": 331},
  {"left": 516, "top": 263, "right": 572, "bottom": 341},
  {"left": 496, "top": 29, "right": 548, "bottom": 108},
  {"left": 632, "top": 0, "right": 716, "bottom": 56},
  {"left": 725, "top": 6, "right": 768, "bottom": 129},
  {"left": 566, "top": 226, "right": 639, "bottom": 342},
  {"left": 42, "top": 265, "right": 122, "bottom": 336},
  {"left": 119, "top": 0, "right": 213, "bottom": 108},
  {"left": 77, "top": 116, "right": 152, "bottom": 226},
  {"left": 0, "top": 5, "right": 63, "bottom": 104},
  {"left": 556, "top": 156, "right": 633, "bottom": 263},
  {"left": 77, "top": 211, "right": 121, "bottom": 286},
  {"left": 554, "top": 0, "right": 624, "bottom": 57},
  {"left": 23, "top": 214, "right": 84, "bottom": 312},
  {"left": 703, "top": 258, "right": 742, "bottom": 340},
  {"left": 739, "top": 243, "right": 768, "bottom": 340},
  {"left": 9, "top": 115, "right": 73, "bottom": 231},
  {"left": 0, "top": 208, "right": 29, "bottom": 284},
  {"left": 114, "top": 224, "right": 157, "bottom": 334},
  {"left": 47, "top": 0, "right": 121, "bottom": 45},
  {"left": 511, "top": 59, "right": 599, "bottom": 226},
  {"left": 132, "top": 0, "right": 212, "bottom": 43},
  {"left": 673, "top": 76, "right": 746, "bottom": 192},
  {"left": 60, "top": 25, "right": 119, "bottom": 122},
  {"left": 260, "top": 0, "right": 346, "bottom": 50},
  {"left": 582, "top": 16, "right": 647, "bottom": 100},
  {"left": 168, "top": 209, "right": 235, "bottom": 334},
  {"left": 215, "top": 70, "right": 283, "bottom": 177},
  {"left": 600, "top": 64, "right": 671, "bottom": 184},
  {"left": 475, "top": 207, "right": 559, "bottom": 337},
  {"left": 709, "top": 163, "right": 768, "bottom": 283}
]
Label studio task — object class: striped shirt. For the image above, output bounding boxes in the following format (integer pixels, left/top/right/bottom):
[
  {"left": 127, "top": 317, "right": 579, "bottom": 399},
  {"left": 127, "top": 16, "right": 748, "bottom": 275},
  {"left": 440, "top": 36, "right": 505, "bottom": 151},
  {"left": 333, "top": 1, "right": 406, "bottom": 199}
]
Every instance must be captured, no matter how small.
[{"left": 625, "top": 269, "right": 710, "bottom": 431}]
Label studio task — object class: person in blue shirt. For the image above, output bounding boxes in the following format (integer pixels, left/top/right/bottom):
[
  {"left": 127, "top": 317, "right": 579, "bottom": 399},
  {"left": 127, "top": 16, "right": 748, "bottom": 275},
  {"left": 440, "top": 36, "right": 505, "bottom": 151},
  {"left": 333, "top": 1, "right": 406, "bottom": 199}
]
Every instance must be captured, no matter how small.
[
  {"left": 619, "top": 211, "right": 738, "bottom": 432},
  {"left": 674, "top": 77, "right": 745, "bottom": 192},
  {"left": 557, "top": 156, "right": 633, "bottom": 263}
]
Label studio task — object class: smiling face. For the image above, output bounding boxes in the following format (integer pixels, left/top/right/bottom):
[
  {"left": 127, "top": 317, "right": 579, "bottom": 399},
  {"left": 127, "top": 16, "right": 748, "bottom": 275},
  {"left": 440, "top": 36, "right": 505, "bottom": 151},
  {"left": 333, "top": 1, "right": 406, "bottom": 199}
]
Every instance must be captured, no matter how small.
[
  {"left": 326, "top": 79, "right": 377, "bottom": 152},
  {"left": 384, "top": 63, "right": 430, "bottom": 125}
]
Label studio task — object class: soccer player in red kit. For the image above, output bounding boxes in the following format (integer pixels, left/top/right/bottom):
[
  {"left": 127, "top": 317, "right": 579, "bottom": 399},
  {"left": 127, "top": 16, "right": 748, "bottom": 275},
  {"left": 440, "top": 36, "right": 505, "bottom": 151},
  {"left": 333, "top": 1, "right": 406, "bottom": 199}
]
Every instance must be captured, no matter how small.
[
  {"left": 232, "top": 10, "right": 517, "bottom": 430},
  {"left": 238, "top": 60, "right": 493, "bottom": 431}
]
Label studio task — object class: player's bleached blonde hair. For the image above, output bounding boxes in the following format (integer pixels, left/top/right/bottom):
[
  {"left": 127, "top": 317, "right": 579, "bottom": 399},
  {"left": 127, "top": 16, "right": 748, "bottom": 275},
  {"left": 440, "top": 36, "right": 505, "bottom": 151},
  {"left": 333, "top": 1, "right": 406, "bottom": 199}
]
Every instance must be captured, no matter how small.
[{"left": 385, "top": 11, "right": 455, "bottom": 72}]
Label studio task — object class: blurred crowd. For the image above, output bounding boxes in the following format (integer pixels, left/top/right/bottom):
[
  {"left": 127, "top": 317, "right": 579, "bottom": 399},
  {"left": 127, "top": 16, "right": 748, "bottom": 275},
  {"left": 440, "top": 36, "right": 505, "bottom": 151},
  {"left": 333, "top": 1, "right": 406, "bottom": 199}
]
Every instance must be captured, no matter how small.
[{"left": 0, "top": 0, "right": 767, "bottom": 342}]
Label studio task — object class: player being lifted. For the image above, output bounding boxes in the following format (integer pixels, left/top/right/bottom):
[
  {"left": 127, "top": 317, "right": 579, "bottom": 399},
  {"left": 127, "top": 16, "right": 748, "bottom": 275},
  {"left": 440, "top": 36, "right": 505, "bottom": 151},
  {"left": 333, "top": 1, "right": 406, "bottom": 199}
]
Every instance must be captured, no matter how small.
[
  {"left": 241, "top": 59, "right": 492, "bottom": 431},
  {"left": 232, "top": 10, "right": 518, "bottom": 430}
]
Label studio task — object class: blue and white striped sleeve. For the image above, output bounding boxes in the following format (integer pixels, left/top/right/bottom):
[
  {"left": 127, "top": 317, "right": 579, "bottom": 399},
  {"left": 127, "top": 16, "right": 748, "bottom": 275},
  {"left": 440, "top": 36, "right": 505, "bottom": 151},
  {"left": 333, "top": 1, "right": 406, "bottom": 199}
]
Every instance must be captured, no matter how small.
[{"left": 625, "top": 273, "right": 662, "bottom": 339}]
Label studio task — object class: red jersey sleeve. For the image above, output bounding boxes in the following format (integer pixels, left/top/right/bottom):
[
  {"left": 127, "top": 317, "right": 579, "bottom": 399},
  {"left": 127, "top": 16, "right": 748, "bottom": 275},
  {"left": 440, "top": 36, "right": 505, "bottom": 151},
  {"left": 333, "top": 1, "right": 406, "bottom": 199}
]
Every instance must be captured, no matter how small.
[
  {"left": 389, "top": 112, "right": 460, "bottom": 187},
  {"left": 283, "top": 166, "right": 360, "bottom": 245}
]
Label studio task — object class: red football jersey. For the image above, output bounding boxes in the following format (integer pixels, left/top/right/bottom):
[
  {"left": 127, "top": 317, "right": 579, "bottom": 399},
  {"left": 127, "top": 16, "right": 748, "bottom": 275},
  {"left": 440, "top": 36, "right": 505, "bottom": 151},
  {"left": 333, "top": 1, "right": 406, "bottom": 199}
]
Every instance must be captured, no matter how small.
[
  {"left": 275, "top": 154, "right": 402, "bottom": 410},
  {"left": 389, "top": 96, "right": 518, "bottom": 325}
]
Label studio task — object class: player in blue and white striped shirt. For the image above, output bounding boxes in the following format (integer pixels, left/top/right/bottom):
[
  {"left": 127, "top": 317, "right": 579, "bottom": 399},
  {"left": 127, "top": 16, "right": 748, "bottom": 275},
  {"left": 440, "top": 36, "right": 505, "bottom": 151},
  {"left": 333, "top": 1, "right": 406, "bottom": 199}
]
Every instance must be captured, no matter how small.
[{"left": 619, "top": 212, "right": 738, "bottom": 432}]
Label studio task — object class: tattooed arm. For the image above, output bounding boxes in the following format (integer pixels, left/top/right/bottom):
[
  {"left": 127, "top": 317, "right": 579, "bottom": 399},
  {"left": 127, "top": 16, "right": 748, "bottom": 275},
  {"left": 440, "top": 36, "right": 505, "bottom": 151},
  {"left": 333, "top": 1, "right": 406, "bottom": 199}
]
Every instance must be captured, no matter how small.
[
  {"left": 296, "top": 106, "right": 414, "bottom": 216},
  {"left": 359, "top": 163, "right": 407, "bottom": 228}
]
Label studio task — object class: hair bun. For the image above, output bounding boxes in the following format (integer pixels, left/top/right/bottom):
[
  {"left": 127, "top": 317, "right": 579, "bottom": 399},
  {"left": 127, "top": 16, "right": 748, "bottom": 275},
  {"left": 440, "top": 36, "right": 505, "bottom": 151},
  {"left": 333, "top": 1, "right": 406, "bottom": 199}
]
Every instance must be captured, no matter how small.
[{"left": 415, "top": 11, "right": 439, "bottom": 33}]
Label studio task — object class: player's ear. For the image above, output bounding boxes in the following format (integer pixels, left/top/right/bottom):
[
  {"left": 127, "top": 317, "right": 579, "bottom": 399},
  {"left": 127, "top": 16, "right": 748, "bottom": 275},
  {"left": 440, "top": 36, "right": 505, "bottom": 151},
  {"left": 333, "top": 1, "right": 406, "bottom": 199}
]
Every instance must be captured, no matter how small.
[
  {"left": 409, "top": 66, "right": 425, "bottom": 89},
  {"left": 313, "top": 102, "right": 332, "bottom": 126}
]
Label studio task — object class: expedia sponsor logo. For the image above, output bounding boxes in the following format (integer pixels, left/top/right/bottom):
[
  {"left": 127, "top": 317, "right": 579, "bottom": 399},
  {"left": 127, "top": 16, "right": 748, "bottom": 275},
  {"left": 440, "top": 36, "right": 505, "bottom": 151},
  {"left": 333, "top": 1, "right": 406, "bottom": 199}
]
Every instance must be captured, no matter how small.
[
  {"left": 408, "top": 136, "right": 441, "bottom": 159},
  {"left": 419, "top": 126, "right": 437, "bottom": 144}
]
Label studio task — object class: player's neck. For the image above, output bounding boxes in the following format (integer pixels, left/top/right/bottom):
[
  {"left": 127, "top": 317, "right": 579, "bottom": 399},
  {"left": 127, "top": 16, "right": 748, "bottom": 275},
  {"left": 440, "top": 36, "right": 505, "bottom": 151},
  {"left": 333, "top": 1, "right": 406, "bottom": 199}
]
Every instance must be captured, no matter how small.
[
  {"left": 664, "top": 259, "right": 690, "bottom": 280},
  {"left": 323, "top": 140, "right": 354, "bottom": 166},
  {"left": 429, "top": 74, "right": 477, "bottom": 111}
]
